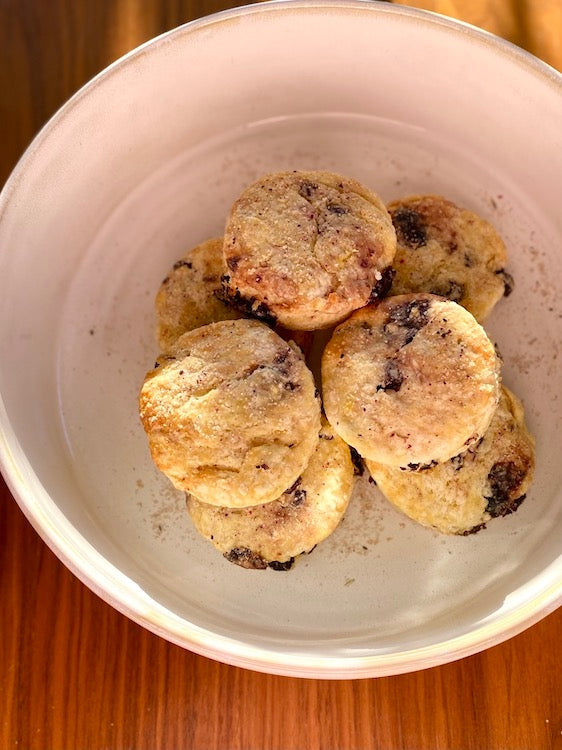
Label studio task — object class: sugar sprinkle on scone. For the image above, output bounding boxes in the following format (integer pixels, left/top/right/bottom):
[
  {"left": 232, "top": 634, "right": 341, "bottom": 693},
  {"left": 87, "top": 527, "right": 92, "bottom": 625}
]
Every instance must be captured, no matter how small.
[
  {"left": 222, "top": 170, "right": 397, "bottom": 330},
  {"left": 322, "top": 293, "right": 501, "bottom": 467},
  {"left": 155, "top": 237, "right": 241, "bottom": 351},
  {"left": 186, "top": 418, "right": 354, "bottom": 569},
  {"left": 366, "top": 386, "right": 535, "bottom": 534},
  {"left": 139, "top": 319, "right": 321, "bottom": 507},
  {"left": 388, "top": 195, "right": 513, "bottom": 321}
]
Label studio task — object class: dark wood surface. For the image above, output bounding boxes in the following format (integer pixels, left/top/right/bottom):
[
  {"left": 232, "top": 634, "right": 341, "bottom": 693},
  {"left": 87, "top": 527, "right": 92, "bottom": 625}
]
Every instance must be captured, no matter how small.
[{"left": 1, "top": 2, "right": 561, "bottom": 748}]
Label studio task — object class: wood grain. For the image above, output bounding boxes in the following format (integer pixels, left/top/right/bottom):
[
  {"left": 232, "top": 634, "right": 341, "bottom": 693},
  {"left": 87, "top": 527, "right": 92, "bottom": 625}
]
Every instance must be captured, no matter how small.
[{"left": 1, "top": 2, "right": 561, "bottom": 749}]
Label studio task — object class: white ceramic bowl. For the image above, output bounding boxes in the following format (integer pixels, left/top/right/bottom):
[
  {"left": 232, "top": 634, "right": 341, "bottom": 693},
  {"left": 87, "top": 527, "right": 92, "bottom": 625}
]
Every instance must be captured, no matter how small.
[{"left": 0, "top": 0, "right": 560, "bottom": 679}]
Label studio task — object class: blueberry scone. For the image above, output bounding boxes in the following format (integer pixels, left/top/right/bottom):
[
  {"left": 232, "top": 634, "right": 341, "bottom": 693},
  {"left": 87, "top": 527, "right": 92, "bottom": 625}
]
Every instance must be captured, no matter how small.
[
  {"left": 186, "top": 419, "right": 354, "bottom": 569},
  {"left": 365, "top": 386, "right": 535, "bottom": 534},
  {"left": 222, "top": 170, "right": 397, "bottom": 330},
  {"left": 139, "top": 319, "right": 321, "bottom": 507},
  {"left": 155, "top": 237, "right": 241, "bottom": 351},
  {"left": 322, "top": 293, "right": 501, "bottom": 468},
  {"left": 387, "top": 195, "right": 513, "bottom": 321}
]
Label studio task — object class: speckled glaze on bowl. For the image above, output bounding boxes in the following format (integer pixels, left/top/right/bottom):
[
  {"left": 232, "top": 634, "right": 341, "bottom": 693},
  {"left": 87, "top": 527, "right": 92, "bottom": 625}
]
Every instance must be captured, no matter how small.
[{"left": 0, "top": 0, "right": 560, "bottom": 678}]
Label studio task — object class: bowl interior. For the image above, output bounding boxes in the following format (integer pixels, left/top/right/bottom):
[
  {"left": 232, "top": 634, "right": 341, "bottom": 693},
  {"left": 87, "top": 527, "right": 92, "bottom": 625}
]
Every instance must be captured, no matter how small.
[{"left": 0, "top": 1, "right": 560, "bottom": 677}]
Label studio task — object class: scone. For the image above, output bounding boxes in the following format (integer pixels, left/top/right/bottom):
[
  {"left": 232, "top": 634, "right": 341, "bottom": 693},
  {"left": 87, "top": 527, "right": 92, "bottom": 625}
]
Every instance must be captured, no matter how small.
[
  {"left": 387, "top": 195, "right": 513, "bottom": 321},
  {"left": 322, "top": 293, "right": 501, "bottom": 467},
  {"left": 139, "top": 319, "right": 321, "bottom": 507},
  {"left": 366, "top": 386, "right": 535, "bottom": 534},
  {"left": 222, "top": 170, "right": 397, "bottom": 330},
  {"left": 155, "top": 237, "right": 241, "bottom": 351},
  {"left": 186, "top": 419, "right": 354, "bottom": 569}
]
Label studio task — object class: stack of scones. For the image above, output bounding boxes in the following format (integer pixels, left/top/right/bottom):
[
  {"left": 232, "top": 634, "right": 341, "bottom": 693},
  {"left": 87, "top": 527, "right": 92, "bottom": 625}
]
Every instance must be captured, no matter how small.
[{"left": 139, "top": 171, "right": 534, "bottom": 569}]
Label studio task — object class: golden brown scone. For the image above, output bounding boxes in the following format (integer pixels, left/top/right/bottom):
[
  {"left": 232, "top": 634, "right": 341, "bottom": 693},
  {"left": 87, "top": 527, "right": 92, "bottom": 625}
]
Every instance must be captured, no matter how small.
[
  {"left": 366, "top": 387, "right": 535, "bottom": 534},
  {"left": 387, "top": 195, "right": 513, "bottom": 321},
  {"left": 155, "top": 237, "right": 241, "bottom": 351},
  {"left": 222, "top": 170, "right": 397, "bottom": 330},
  {"left": 321, "top": 293, "right": 501, "bottom": 467},
  {"left": 186, "top": 418, "right": 354, "bottom": 569},
  {"left": 139, "top": 319, "right": 321, "bottom": 507}
]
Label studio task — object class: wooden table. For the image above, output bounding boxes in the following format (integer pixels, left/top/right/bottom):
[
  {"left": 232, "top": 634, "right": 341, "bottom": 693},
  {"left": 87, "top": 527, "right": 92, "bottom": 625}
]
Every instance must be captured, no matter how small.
[{"left": 1, "top": 2, "right": 561, "bottom": 748}]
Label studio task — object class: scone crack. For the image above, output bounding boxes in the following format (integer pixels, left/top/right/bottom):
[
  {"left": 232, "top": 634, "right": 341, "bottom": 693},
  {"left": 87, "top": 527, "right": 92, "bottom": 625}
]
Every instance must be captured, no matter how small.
[
  {"left": 158, "top": 351, "right": 305, "bottom": 402},
  {"left": 190, "top": 462, "right": 242, "bottom": 475},
  {"left": 245, "top": 436, "right": 307, "bottom": 451},
  {"left": 301, "top": 186, "right": 383, "bottom": 288},
  {"left": 286, "top": 187, "right": 342, "bottom": 292},
  {"left": 234, "top": 358, "right": 304, "bottom": 390}
]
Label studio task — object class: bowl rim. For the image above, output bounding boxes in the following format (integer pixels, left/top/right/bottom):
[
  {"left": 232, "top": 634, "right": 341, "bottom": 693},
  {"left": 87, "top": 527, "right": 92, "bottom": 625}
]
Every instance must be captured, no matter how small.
[{"left": 0, "top": 0, "right": 560, "bottom": 679}]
